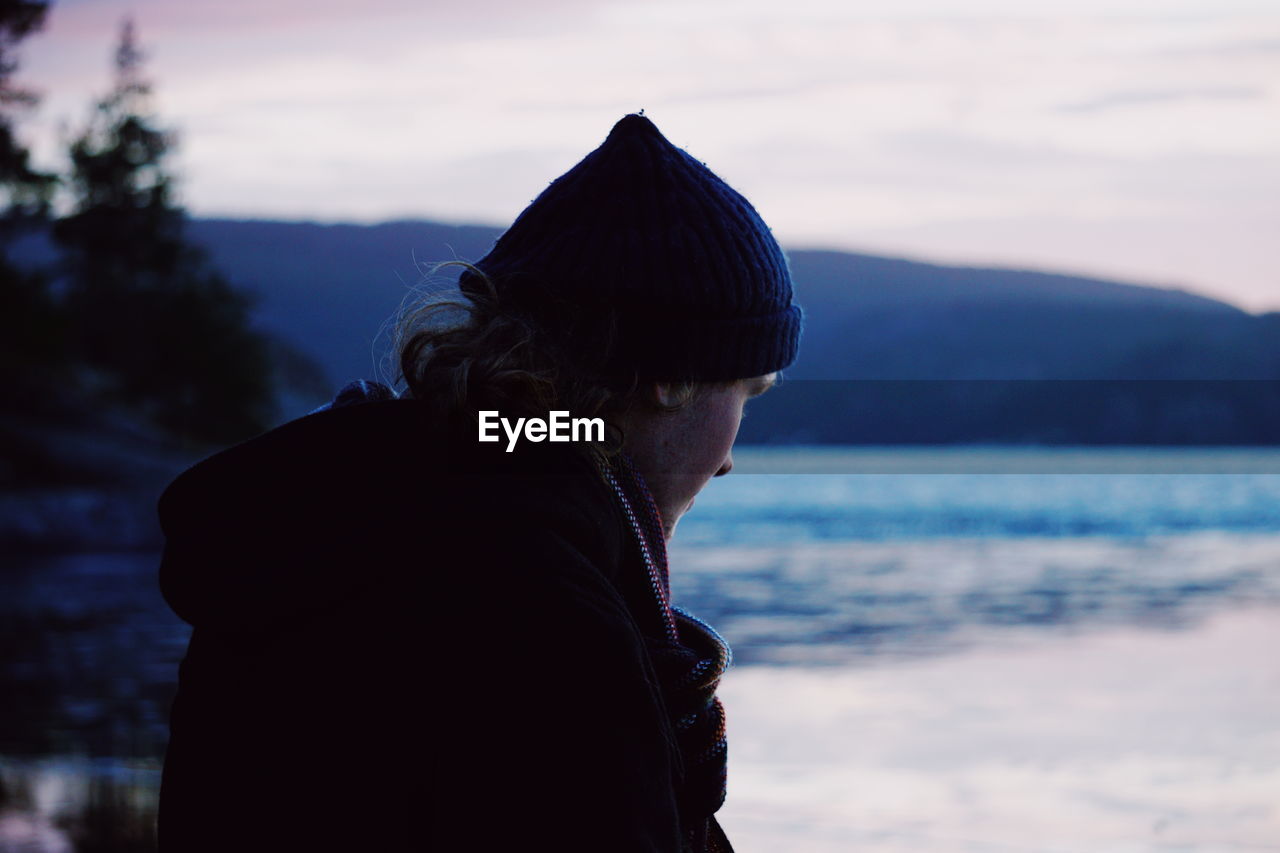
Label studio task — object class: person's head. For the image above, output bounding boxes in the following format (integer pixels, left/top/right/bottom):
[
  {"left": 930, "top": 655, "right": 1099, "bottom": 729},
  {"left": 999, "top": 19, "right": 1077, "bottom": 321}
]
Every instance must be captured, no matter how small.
[{"left": 395, "top": 114, "right": 801, "bottom": 536}]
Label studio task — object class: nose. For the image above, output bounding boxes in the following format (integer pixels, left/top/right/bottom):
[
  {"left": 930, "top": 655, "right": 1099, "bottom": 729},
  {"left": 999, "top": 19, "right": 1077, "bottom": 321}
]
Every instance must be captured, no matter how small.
[{"left": 715, "top": 453, "right": 733, "bottom": 477}]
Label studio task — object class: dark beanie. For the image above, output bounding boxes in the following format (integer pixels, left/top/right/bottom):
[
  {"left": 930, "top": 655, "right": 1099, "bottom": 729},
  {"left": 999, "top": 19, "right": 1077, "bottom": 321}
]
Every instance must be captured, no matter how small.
[{"left": 459, "top": 114, "right": 802, "bottom": 382}]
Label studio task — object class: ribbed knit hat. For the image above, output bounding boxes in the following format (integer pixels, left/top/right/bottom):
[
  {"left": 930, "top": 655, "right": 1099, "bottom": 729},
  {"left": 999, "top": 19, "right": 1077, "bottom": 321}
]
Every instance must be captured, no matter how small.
[{"left": 460, "top": 113, "right": 802, "bottom": 382}]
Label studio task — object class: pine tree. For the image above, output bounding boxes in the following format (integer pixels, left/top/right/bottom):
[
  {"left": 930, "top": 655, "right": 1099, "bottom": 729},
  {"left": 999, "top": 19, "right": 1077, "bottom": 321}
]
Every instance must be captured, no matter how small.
[
  {"left": 53, "top": 20, "right": 274, "bottom": 444},
  {"left": 0, "top": 0, "right": 53, "bottom": 212},
  {"left": 0, "top": 0, "right": 61, "bottom": 401}
]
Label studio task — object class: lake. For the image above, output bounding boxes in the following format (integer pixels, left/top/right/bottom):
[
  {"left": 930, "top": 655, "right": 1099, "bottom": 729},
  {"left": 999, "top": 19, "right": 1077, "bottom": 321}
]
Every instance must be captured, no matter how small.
[{"left": 2, "top": 447, "right": 1278, "bottom": 851}]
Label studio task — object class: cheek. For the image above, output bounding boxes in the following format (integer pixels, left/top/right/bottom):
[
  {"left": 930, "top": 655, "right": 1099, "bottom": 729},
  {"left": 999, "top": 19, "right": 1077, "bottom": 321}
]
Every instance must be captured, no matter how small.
[{"left": 703, "top": 402, "right": 745, "bottom": 466}]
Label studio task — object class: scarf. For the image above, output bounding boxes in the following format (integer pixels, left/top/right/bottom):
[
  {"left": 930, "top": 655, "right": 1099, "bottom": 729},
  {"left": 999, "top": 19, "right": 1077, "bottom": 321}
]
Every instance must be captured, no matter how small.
[{"left": 597, "top": 452, "right": 735, "bottom": 853}]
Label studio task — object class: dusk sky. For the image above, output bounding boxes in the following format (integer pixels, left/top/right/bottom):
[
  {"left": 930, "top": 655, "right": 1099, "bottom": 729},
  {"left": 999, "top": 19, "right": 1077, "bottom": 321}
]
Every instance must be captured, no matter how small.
[{"left": 18, "top": 0, "right": 1280, "bottom": 311}]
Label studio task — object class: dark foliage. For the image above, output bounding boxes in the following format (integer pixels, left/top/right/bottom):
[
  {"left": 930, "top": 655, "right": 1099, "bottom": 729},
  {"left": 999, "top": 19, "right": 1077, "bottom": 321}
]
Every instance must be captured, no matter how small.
[
  {"left": 0, "top": 0, "right": 62, "bottom": 399},
  {"left": 51, "top": 21, "right": 274, "bottom": 444},
  {"left": 0, "top": 0, "right": 55, "bottom": 211}
]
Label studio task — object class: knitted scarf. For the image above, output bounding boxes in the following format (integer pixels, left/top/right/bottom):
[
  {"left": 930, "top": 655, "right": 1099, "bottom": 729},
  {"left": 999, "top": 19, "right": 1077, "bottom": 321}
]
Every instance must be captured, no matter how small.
[{"left": 597, "top": 452, "right": 734, "bottom": 853}]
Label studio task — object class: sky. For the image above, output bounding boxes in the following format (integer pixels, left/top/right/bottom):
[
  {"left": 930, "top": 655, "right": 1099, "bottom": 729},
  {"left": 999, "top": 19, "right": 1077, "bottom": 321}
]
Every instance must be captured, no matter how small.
[{"left": 15, "top": 0, "right": 1280, "bottom": 312}]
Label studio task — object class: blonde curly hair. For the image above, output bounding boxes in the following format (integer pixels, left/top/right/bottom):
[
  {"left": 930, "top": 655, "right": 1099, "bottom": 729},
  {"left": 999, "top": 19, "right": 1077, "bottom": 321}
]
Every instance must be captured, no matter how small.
[{"left": 392, "top": 263, "right": 710, "bottom": 448}]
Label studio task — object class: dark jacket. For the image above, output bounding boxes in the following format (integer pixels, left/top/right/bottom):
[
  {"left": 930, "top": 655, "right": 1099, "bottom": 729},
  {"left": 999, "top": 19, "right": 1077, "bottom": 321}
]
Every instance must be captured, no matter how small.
[{"left": 157, "top": 397, "right": 687, "bottom": 851}]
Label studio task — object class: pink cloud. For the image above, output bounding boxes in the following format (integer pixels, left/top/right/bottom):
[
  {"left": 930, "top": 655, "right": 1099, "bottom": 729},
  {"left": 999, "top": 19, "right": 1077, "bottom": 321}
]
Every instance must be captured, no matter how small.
[{"left": 46, "top": 0, "right": 613, "bottom": 40}]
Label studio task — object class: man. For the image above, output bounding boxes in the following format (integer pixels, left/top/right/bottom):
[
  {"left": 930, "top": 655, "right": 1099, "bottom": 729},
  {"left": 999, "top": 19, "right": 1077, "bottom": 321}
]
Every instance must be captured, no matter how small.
[{"left": 157, "top": 113, "right": 801, "bottom": 852}]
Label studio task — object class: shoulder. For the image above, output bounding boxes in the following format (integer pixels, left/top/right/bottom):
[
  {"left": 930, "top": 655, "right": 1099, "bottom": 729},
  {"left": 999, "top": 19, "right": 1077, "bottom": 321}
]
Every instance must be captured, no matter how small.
[
  {"left": 158, "top": 395, "right": 631, "bottom": 627},
  {"left": 162, "top": 396, "right": 615, "bottom": 531}
]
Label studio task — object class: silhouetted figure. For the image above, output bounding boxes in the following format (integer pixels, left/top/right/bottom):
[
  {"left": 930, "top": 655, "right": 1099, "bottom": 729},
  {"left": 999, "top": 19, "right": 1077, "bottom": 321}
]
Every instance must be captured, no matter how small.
[{"left": 157, "top": 114, "right": 801, "bottom": 852}]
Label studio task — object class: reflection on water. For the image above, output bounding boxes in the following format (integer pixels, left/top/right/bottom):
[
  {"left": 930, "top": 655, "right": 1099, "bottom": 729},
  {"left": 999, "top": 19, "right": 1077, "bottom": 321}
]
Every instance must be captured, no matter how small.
[
  {"left": 1, "top": 553, "right": 181, "bottom": 852},
  {"left": 0, "top": 759, "right": 158, "bottom": 853},
  {"left": 716, "top": 609, "right": 1280, "bottom": 851},
  {"left": 1, "top": 449, "right": 1278, "bottom": 850},
  {"left": 0, "top": 553, "right": 185, "bottom": 760},
  {"left": 671, "top": 532, "right": 1280, "bottom": 664}
]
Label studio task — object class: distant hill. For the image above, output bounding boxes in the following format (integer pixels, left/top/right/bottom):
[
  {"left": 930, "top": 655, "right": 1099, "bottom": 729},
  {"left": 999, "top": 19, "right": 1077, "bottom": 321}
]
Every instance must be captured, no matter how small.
[
  {"left": 785, "top": 251, "right": 1276, "bottom": 380},
  {"left": 185, "top": 219, "right": 501, "bottom": 397},
  {"left": 177, "top": 218, "right": 1280, "bottom": 444},
  {"left": 183, "top": 219, "right": 1279, "bottom": 387},
  {"left": 13, "top": 217, "right": 1278, "bottom": 443}
]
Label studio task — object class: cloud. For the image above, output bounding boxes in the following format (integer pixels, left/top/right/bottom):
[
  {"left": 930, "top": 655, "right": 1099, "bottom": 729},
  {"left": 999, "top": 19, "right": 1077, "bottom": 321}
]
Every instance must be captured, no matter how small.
[
  {"left": 1056, "top": 87, "right": 1266, "bottom": 113},
  {"left": 19, "top": 0, "right": 1280, "bottom": 313},
  {"left": 48, "top": 0, "right": 617, "bottom": 37},
  {"left": 1152, "top": 37, "right": 1280, "bottom": 58}
]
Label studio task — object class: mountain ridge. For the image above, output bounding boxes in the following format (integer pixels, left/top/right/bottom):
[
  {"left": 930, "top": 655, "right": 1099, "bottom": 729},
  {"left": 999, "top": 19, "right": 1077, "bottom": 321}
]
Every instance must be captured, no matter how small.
[
  {"left": 9, "top": 216, "right": 1276, "bottom": 445},
  {"left": 179, "top": 217, "right": 1277, "bottom": 386}
]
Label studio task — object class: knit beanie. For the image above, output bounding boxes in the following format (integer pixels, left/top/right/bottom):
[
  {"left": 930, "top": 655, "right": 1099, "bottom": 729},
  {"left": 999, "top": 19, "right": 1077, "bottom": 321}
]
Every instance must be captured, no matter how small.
[{"left": 459, "top": 114, "right": 802, "bottom": 382}]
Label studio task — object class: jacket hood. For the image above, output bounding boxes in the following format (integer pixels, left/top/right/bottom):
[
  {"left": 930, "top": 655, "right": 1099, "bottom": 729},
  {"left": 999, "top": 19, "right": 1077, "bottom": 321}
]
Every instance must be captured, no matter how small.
[{"left": 158, "top": 397, "right": 619, "bottom": 634}]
